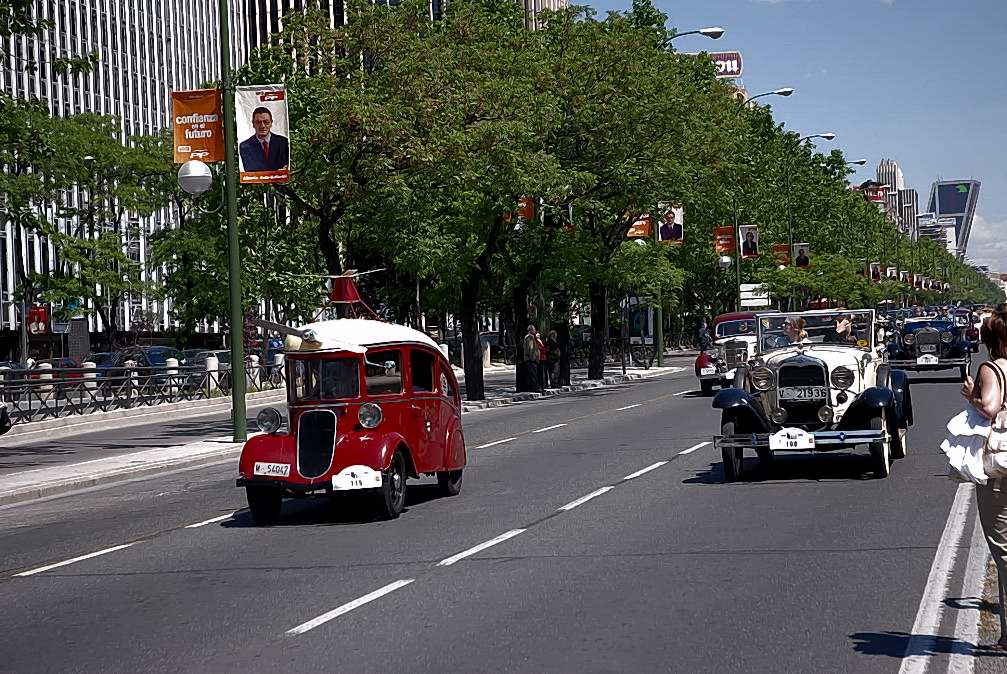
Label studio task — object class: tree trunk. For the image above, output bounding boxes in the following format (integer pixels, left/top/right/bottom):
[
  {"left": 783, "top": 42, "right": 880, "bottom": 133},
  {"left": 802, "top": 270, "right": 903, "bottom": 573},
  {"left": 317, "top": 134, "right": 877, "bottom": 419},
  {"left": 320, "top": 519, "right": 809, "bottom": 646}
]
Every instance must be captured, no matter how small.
[
  {"left": 510, "top": 284, "right": 530, "bottom": 392},
  {"left": 459, "top": 277, "right": 484, "bottom": 401},
  {"left": 319, "top": 213, "right": 342, "bottom": 276},
  {"left": 587, "top": 281, "right": 608, "bottom": 380},
  {"left": 554, "top": 293, "right": 572, "bottom": 387}
]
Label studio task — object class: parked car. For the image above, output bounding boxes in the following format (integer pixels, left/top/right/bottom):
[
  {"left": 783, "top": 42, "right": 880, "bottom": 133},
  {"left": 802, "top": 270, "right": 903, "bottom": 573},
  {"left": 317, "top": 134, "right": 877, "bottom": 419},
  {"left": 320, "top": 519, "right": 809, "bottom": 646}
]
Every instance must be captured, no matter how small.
[
  {"left": 714, "top": 309, "right": 913, "bottom": 481},
  {"left": 694, "top": 311, "right": 771, "bottom": 395},
  {"left": 190, "top": 349, "right": 233, "bottom": 391},
  {"left": 237, "top": 318, "right": 467, "bottom": 525},
  {"left": 886, "top": 316, "right": 972, "bottom": 379},
  {"left": 33, "top": 357, "right": 83, "bottom": 379}
]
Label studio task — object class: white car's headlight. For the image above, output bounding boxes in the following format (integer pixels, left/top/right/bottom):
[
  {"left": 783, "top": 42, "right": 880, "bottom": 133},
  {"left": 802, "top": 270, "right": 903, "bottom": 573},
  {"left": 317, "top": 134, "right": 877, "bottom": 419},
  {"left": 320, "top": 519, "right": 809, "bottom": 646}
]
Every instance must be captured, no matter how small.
[
  {"left": 751, "top": 367, "right": 775, "bottom": 391},
  {"left": 830, "top": 366, "right": 855, "bottom": 390}
]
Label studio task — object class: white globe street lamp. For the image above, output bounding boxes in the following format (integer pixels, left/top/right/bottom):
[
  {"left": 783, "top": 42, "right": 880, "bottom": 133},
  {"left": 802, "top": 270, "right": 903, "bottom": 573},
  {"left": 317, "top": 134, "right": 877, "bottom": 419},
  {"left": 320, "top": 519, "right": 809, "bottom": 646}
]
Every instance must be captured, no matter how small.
[{"left": 177, "top": 160, "right": 214, "bottom": 195}]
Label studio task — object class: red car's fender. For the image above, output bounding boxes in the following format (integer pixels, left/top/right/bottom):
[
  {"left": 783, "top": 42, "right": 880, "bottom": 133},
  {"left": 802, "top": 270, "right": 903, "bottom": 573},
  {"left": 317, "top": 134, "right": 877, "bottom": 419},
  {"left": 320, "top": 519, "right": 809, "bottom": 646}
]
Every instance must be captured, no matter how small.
[
  {"left": 238, "top": 433, "right": 296, "bottom": 479},
  {"left": 442, "top": 416, "right": 467, "bottom": 471},
  {"left": 694, "top": 352, "right": 714, "bottom": 376}
]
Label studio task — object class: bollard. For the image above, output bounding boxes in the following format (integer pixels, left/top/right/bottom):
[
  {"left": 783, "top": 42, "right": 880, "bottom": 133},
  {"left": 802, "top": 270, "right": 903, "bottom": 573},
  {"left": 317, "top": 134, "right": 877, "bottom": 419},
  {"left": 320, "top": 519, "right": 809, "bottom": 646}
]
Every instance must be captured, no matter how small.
[
  {"left": 166, "top": 357, "right": 179, "bottom": 396},
  {"left": 247, "top": 354, "right": 260, "bottom": 391},
  {"left": 272, "top": 353, "right": 284, "bottom": 389},
  {"left": 38, "top": 362, "right": 54, "bottom": 399},
  {"left": 0, "top": 366, "right": 8, "bottom": 404},
  {"left": 205, "top": 355, "right": 219, "bottom": 394},
  {"left": 481, "top": 338, "right": 491, "bottom": 368},
  {"left": 82, "top": 361, "right": 96, "bottom": 392},
  {"left": 124, "top": 360, "right": 137, "bottom": 405}
]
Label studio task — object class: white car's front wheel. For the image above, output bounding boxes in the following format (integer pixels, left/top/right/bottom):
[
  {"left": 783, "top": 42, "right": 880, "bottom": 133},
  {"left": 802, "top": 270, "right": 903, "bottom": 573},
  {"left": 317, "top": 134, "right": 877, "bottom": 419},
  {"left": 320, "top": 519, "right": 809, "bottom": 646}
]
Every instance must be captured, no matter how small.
[{"left": 869, "top": 413, "right": 891, "bottom": 479}]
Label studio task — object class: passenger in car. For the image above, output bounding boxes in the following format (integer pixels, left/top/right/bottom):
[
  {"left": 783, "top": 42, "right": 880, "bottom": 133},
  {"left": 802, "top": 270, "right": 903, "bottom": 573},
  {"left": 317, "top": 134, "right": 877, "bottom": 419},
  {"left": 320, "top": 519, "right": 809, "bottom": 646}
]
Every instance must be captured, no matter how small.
[{"left": 783, "top": 318, "right": 808, "bottom": 344}]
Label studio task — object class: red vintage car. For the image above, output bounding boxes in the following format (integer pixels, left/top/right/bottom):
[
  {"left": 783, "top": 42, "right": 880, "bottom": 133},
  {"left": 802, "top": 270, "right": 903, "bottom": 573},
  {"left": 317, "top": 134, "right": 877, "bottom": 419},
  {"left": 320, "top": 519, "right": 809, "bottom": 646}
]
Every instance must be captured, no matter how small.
[{"left": 237, "top": 319, "right": 467, "bottom": 525}]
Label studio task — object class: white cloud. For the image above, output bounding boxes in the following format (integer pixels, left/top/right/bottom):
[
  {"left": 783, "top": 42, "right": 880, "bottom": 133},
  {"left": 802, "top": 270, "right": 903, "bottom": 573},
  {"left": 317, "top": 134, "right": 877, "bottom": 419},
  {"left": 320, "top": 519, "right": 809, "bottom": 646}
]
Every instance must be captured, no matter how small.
[{"left": 964, "top": 214, "right": 1007, "bottom": 273}]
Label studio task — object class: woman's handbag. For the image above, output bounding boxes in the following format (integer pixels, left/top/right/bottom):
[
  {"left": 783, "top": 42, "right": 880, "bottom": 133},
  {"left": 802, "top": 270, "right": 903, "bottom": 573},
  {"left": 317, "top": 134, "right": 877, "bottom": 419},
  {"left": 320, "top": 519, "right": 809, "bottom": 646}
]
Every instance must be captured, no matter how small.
[{"left": 984, "top": 362, "right": 1007, "bottom": 479}]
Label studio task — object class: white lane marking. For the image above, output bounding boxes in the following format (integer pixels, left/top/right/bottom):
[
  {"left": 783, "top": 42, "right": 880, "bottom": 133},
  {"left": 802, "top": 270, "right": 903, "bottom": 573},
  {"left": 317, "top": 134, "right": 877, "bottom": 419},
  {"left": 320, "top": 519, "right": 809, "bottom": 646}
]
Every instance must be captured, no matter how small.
[
  {"left": 14, "top": 543, "right": 138, "bottom": 577},
  {"left": 558, "top": 486, "right": 615, "bottom": 512},
  {"left": 678, "top": 442, "right": 711, "bottom": 455},
  {"left": 476, "top": 437, "right": 516, "bottom": 449},
  {"left": 438, "top": 529, "right": 527, "bottom": 567},
  {"left": 616, "top": 404, "right": 641, "bottom": 411},
  {"left": 185, "top": 512, "right": 236, "bottom": 529},
  {"left": 673, "top": 390, "right": 691, "bottom": 397},
  {"left": 533, "top": 423, "right": 567, "bottom": 434},
  {"left": 899, "top": 482, "right": 973, "bottom": 674},
  {"left": 622, "top": 461, "right": 668, "bottom": 481},
  {"left": 287, "top": 579, "right": 415, "bottom": 635},
  {"left": 948, "top": 514, "right": 989, "bottom": 674}
]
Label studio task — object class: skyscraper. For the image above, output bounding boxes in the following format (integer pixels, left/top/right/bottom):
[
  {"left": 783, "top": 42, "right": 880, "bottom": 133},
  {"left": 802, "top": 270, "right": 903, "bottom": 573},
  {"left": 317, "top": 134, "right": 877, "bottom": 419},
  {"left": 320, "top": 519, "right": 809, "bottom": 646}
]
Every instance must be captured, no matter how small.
[{"left": 927, "top": 180, "right": 981, "bottom": 258}]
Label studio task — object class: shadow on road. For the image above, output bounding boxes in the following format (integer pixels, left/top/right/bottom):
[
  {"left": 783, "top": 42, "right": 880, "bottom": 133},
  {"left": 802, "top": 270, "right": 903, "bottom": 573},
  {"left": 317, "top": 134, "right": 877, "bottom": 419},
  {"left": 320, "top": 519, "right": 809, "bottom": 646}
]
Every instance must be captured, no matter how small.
[
  {"left": 224, "top": 483, "right": 449, "bottom": 528},
  {"left": 685, "top": 453, "right": 879, "bottom": 485}
]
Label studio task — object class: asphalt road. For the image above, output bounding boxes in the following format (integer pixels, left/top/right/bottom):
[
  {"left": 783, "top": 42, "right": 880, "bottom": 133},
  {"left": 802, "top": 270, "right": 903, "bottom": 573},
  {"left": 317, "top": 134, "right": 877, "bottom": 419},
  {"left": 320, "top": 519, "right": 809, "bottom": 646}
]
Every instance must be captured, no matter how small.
[{"left": 0, "top": 365, "right": 975, "bottom": 672}]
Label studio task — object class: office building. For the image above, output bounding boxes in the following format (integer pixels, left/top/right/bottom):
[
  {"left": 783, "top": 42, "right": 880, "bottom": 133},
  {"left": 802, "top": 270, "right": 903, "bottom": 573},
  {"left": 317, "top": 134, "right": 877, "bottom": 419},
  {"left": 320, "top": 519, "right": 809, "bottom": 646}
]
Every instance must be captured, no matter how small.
[
  {"left": 926, "top": 180, "right": 981, "bottom": 258},
  {"left": 899, "top": 189, "right": 919, "bottom": 241}
]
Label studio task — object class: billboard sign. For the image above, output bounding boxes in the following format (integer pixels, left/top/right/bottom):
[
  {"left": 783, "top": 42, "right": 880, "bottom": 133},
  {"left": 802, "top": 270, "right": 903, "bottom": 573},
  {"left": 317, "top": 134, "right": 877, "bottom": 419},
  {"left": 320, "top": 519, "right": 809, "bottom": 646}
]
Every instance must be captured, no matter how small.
[
  {"left": 708, "top": 51, "right": 743, "bottom": 79},
  {"left": 236, "top": 85, "right": 291, "bottom": 185},
  {"left": 171, "top": 89, "right": 224, "bottom": 164}
]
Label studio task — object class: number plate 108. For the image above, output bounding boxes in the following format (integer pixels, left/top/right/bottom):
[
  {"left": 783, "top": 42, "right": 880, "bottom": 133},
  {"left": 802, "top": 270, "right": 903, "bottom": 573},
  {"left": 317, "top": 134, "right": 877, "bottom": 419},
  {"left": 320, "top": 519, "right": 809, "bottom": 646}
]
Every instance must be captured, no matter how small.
[{"left": 778, "top": 386, "right": 827, "bottom": 400}]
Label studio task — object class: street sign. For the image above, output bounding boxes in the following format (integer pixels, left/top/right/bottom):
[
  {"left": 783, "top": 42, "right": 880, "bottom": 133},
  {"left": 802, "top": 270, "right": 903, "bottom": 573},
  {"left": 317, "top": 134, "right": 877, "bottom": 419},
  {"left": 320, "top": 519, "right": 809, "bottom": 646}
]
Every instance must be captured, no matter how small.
[
  {"left": 708, "top": 51, "right": 743, "bottom": 79},
  {"left": 740, "top": 283, "right": 770, "bottom": 308}
]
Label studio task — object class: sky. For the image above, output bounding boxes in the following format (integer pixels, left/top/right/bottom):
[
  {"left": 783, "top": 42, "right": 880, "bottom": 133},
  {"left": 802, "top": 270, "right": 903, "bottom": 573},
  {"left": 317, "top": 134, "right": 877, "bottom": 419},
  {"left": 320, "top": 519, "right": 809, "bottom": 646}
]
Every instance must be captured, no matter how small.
[{"left": 591, "top": 0, "right": 1007, "bottom": 270}]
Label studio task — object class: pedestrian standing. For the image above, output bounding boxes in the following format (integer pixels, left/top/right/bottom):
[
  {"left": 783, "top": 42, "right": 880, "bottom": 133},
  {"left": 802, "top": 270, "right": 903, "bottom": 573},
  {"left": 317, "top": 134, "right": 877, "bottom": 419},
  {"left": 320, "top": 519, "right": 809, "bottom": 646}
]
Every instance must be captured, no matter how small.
[
  {"left": 522, "top": 325, "right": 540, "bottom": 393},
  {"left": 961, "top": 307, "right": 1007, "bottom": 650},
  {"left": 537, "top": 329, "right": 548, "bottom": 390},
  {"left": 697, "top": 319, "right": 712, "bottom": 353},
  {"left": 546, "top": 330, "right": 561, "bottom": 388}
]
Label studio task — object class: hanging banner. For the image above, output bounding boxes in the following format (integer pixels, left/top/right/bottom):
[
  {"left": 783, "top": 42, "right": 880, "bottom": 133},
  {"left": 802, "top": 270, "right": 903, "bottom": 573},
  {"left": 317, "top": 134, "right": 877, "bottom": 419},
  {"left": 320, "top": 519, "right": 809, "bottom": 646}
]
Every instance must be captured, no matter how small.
[
  {"left": 772, "top": 243, "right": 790, "bottom": 266},
  {"left": 886, "top": 266, "right": 898, "bottom": 279},
  {"left": 792, "top": 243, "right": 811, "bottom": 268},
  {"left": 714, "top": 226, "right": 736, "bottom": 255},
  {"left": 627, "top": 215, "right": 651, "bottom": 238},
  {"left": 236, "top": 85, "right": 291, "bottom": 184},
  {"left": 869, "top": 262, "right": 881, "bottom": 281},
  {"left": 739, "top": 225, "right": 759, "bottom": 259},
  {"left": 171, "top": 89, "right": 224, "bottom": 164},
  {"left": 900, "top": 271, "right": 909, "bottom": 283},
  {"left": 657, "top": 202, "right": 684, "bottom": 245}
]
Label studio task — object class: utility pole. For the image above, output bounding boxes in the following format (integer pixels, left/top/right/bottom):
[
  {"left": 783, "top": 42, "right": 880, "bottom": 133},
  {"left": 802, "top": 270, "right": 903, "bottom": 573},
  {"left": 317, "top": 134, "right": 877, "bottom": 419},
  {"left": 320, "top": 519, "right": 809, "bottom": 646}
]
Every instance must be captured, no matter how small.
[{"left": 219, "top": 0, "right": 246, "bottom": 442}]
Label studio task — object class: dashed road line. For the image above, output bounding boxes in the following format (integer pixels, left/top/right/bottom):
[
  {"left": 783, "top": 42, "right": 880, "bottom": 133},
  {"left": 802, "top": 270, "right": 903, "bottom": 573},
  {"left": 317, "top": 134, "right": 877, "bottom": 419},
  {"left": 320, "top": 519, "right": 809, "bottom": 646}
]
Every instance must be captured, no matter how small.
[
  {"left": 678, "top": 442, "right": 710, "bottom": 455},
  {"left": 14, "top": 543, "right": 138, "bottom": 577},
  {"left": 287, "top": 579, "right": 415, "bottom": 635},
  {"left": 616, "top": 404, "right": 641, "bottom": 411},
  {"left": 185, "top": 512, "right": 235, "bottom": 529},
  {"left": 533, "top": 423, "right": 567, "bottom": 434},
  {"left": 673, "top": 390, "right": 692, "bottom": 397},
  {"left": 476, "top": 437, "right": 516, "bottom": 449},
  {"left": 558, "top": 486, "right": 614, "bottom": 512},
  {"left": 438, "top": 529, "right": 527, "bottom": 567},
  {"left": 622, "top": 461, "right": 668, "bottom": 481}
]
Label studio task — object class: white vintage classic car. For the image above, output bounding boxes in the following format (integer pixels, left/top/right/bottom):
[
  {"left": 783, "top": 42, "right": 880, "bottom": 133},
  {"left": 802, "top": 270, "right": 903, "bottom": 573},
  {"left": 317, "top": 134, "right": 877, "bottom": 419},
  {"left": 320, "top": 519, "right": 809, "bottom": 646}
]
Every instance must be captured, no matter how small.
[{"left": 712, "top": 309, "right": 913, "bottom": 482}]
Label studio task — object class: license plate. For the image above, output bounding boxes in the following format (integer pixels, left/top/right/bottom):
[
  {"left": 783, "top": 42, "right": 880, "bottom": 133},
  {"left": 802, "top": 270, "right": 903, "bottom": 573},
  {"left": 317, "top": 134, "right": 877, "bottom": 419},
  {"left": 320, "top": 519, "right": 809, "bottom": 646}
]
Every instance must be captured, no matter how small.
[
  {"left": 253, "top": 462, "right": 290, "bottom": 477},
  {"left": 769, "top": 428, "right": 816, "bottom": 450},
  {"left": 332, "top": 465, "right": 383, "bottom": 491},
  {"left": 701, "top": 367, "right": 717, "bottom": 376},
  {"left": 778, "top": 386, "right": 828, "bottom": 401},
  {"left": 917, "top": 354, "right": 939, "bottom": 365},
  {"left": 919, "top": 344, "right": 937, "bottom": 353}
]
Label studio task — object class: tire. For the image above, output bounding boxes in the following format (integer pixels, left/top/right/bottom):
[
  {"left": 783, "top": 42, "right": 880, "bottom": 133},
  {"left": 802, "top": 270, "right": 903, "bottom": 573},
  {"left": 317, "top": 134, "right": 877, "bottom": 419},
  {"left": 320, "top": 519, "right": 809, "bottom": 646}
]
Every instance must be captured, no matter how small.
[
  {"left": 869, "top": 413, "right": 891, "bottom": 479},
  {"left": 721, "top": 419, "right": 743, "bottom": 483},
  {"left": 437, "top": 469, "right": 463, "bottom": 497},
  {"left": 376, "top": 450, "right": 408, "bottom": 519},
  {"left": 246, "top": 486, "right": 282, "bottom": 526},
  {"left": 701, "top": 380, "right": 714, "bottom": 396}
]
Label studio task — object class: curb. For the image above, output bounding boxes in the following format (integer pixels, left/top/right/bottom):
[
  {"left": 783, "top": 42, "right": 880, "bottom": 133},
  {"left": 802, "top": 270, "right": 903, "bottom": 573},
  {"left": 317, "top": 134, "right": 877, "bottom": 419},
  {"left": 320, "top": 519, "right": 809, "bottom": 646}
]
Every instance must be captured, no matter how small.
[
  {"left": 0, "top": 443, "right": 243, "bottom": 507},
  {"left": 460, "top": 368, "right": 682, "bottom": 411}
]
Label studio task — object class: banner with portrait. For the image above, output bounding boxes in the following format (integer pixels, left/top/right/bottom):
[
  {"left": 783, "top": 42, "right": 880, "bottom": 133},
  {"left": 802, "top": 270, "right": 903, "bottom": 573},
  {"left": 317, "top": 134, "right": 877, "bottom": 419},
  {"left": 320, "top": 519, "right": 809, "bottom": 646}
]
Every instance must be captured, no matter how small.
[
  {"left": 869, "top": 262, "right": 881, "bottom": 281},
  {"left": 792, "top": 243, "right": 811, "bottom": 268},
  {"left": 656, "top": 202, "right": 684, "bottom": 245},
  {"left": 739, "top": 225, "right": 759, "bottom": 259},
  {"left": 235, "top": 84, "right": 291, "bottom": 184},
  {"left": 886, "top": 266, "right": 897, "bottom": 279}
]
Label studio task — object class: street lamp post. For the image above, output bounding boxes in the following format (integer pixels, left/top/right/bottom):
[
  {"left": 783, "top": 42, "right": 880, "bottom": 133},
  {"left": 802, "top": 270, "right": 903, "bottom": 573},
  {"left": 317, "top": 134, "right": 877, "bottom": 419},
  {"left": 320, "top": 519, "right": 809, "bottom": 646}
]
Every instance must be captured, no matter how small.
[
  {"left": 742, "top": 87, "right": 794, "bottom": 108},
  {"left": 651, "top": 209, "right": 663, "bottom": 366},
  {"left": 668, "top": 26, "right": 725, "bottom": 42},
  {"left": 785, "top": 132, "right": 836, "bottom": 250}
]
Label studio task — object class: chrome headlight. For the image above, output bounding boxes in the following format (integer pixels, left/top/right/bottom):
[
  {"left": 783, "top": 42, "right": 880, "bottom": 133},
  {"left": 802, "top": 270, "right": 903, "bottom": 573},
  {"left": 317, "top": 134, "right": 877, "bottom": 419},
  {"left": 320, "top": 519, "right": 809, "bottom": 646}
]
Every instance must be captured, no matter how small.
[
  {"left": 256, "top": 407, "right": 283, "bottom": 434},
  {"left": 770, "top": 407, "right": 788, "bottom": 424},
  {"left": 817, "top": 405, "right": 834, "bottom": 423},
  {"left": 830, "top": 366, "right": 855, "bottom": 390},
  {"left": 358, "top": 402, "right": 383, "bottom": 429},
  {"left": 903, "top": 333, "right": 915, "bottom": 345},
  {"left": 941, "top": 331, "right": 954, "bottom": 343},
  {"left": 751, "top": 366, "right": 775, "bottom": 391}
]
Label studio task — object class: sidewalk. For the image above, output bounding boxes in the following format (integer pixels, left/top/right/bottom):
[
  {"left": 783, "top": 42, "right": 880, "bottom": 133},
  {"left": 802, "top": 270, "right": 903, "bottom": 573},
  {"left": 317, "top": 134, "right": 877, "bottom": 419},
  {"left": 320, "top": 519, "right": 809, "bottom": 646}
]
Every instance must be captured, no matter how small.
[{"left": 0, "top": 360, "right": 689, "bottom": 506}]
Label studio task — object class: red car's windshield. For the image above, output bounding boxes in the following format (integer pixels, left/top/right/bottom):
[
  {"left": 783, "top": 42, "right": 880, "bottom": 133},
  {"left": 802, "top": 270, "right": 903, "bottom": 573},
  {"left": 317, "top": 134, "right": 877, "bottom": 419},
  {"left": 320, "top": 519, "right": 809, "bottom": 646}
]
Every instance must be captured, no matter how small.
[{"left": 290, "top": 358, "right": 360, "bottom": 401}]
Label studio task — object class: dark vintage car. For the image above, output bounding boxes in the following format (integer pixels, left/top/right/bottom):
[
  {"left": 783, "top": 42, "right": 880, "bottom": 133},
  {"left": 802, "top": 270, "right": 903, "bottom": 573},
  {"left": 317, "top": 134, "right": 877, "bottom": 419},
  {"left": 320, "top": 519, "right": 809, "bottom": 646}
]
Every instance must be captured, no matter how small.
[
  {"left": 886, "top": 317, "right": 972, "bottom": 379},
  {"left": 714, "top": 309, "right": 913, "bottom": 482}
]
